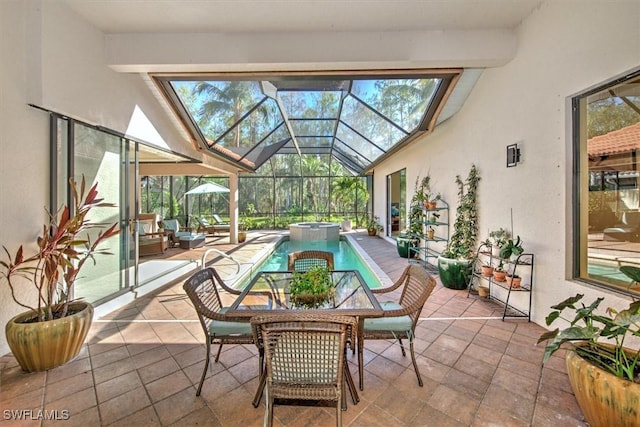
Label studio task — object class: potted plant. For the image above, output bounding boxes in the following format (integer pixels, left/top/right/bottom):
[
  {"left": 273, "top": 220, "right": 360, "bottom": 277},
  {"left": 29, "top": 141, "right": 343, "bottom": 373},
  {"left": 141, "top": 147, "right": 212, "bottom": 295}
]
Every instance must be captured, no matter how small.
[
  {"left": 492, "top": 259, "right": 507, "bottom": 282},
  {"left": 427, "top": 226, "right": 435, "bottom": 240},
  {"left": 396, "top": 177, "right": 427, "bottom": 257},
  {"left": 367, "top": 216, "right": 383, "bottom": 236},
  {"left": 438, "top": 164, "right": 480, "bottom": 289},
  {"left": 538, "top": 270, "right": 640, "bottom": 427},
  {"left": 480, "top": 263, "right": 494, "bottom": 277},
  {"left": 2, "top": 177, "right": 120, "bottom": 372},
  {"left": 505, "top": 273, "right": 521, "bottom": 288},
  {"left": 489, "top": 228, "right": 511, "bottom": 257},
  {"left": 499, "top": 236, "right": 524, "bottom": 261},
  {"left": 289, "top": 265, "right": 335, "bottom": 308}
]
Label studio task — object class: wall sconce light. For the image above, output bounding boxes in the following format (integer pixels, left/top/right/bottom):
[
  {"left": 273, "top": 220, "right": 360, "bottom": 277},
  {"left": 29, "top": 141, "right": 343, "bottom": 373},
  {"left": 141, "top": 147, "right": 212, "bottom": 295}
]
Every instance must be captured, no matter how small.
[{"left": 506, "top": 143, "right": 521, "bottom": 167}]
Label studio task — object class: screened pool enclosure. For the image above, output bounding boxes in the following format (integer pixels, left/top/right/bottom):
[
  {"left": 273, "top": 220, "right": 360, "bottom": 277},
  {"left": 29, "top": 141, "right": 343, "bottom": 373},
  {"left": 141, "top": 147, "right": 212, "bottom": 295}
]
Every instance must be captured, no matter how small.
[{"left": 146, "top": 71, "right": 462, "bottom": 230}]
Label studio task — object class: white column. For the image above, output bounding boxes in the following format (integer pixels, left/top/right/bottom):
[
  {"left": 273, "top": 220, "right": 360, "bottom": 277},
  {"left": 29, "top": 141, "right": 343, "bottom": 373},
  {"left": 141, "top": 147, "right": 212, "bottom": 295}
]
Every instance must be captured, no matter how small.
[{"left": 229, "top": 173, "right": 238, "bottom": 244}]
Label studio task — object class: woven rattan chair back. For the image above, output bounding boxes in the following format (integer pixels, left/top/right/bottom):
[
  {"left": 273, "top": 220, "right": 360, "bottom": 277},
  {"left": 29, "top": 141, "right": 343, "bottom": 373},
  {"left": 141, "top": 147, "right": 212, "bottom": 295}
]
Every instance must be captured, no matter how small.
[
  {"left": 360, "top": 264, "right": 437, "bottom": 388},
  {"left": 288, "top": 250, "right": 335, "bottom": 271},
  {"left": 183, "top": 268, "right": 255, "bottom": 395},
  {"left": 251, "top": 313, "right": 356, "bottom": 427}
]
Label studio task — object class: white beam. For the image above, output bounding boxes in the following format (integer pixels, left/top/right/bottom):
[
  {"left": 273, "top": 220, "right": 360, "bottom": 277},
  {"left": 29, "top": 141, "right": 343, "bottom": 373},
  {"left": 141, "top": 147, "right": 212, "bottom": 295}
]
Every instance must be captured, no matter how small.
[{"left": 106, "top": 29, "right": 516, "bottom": 73}]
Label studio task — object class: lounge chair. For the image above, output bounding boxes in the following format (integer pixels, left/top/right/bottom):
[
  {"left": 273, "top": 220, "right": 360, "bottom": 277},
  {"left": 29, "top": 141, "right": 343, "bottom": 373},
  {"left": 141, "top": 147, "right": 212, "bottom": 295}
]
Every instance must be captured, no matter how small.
[{"left": 197, "top": 217, "right": 229, "bottom": 235}]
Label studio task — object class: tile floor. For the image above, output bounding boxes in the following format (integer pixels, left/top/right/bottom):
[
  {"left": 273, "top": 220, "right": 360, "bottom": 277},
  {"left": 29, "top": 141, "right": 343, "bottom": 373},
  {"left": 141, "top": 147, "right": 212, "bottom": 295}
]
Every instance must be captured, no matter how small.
[{"left": 0, "top": 231, "right": 587, "bottom": 426}]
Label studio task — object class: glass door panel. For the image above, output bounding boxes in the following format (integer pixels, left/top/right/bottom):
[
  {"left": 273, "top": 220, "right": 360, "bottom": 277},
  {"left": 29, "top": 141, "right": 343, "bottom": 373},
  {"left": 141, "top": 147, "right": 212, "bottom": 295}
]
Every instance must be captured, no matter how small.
[{"left": 72, "top": 123, "right": 132, "bottom": 304}]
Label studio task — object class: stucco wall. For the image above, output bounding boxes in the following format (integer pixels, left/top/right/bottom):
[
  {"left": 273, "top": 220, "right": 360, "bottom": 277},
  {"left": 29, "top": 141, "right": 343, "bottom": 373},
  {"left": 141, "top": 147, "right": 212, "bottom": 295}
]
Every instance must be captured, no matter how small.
[{"left": 373, "top": 0, "right": 640, "bottom": 326}]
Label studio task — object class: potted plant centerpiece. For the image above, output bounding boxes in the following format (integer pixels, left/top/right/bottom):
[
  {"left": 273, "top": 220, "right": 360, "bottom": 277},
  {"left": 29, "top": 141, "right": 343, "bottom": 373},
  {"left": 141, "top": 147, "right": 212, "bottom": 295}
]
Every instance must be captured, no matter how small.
[
  {"left": 438, "top": 164, "right": 480, "bottom": 289},
  {"left": 2, "top": 177, "right": 120, "bottom": 372},
  {"left": 289, "top": 265, "right": 335, "bottom": 308},
  {"left": 538, "top": 268, "right": 640, "bottom": 427}
]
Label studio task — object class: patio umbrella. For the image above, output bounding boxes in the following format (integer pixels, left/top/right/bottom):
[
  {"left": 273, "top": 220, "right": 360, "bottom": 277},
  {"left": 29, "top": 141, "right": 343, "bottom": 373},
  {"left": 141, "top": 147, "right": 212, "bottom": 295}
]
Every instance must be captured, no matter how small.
[
  {"left": 184, "top": 182, "right": 230, "bottom": 225},
  {"left": 184, "top": 182, "right": 230, "bottom": 195}
]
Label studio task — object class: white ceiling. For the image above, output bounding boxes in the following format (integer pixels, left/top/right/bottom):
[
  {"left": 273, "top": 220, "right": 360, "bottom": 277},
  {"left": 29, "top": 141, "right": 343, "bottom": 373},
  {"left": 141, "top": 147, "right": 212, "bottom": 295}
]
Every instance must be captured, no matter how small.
[{"left": 64, "top": 0, "right": 543, "bottom": 34}]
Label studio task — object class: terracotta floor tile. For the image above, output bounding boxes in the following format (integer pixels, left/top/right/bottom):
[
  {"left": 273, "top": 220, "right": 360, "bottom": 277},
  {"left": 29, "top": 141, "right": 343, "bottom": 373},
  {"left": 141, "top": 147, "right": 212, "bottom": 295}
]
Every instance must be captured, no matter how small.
[
  {"left": 144, "top": 369, "right": 192, "bottom": 403},
  {"left": 98, "top": 386, "right": 152, "bottom": 425},
  {"left": 95, "top": 370, "right": 143, "bottom": 403},
  {"left": 103, "top": 405, "right": 159, "bottom": 427}
]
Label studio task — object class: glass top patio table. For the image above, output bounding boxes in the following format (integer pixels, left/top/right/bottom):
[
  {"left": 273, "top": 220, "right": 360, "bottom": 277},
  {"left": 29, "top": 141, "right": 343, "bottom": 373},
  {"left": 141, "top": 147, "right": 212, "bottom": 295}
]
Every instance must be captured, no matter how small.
[{"left": 226, "top": 270, "right": 383, "bottom": 318}]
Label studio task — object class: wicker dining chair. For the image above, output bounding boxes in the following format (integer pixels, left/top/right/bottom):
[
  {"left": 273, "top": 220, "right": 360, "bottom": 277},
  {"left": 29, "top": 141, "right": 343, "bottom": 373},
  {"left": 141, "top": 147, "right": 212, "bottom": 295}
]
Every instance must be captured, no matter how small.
[
  {"left": 359, "top": 263, "right": 437, "bottom": 388},
  {"left": 251, "top": 313, "right": 357, "bottom": 427},
  {"left": 288, "top": 250, "right": 335, "bottom": 271},
  {"left": 183, "top": 267, "right": 261, "bottom": 396}
]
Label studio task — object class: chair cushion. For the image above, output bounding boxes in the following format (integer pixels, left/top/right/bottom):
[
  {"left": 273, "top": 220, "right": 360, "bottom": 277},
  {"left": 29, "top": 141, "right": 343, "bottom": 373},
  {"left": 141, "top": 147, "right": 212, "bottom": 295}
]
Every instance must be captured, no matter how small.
[
  {"left": 208, "top": 308, "right": 251, "bottom": 336},
  {"left": 364, "top": 302, "right": 412, "bottom": 332}
]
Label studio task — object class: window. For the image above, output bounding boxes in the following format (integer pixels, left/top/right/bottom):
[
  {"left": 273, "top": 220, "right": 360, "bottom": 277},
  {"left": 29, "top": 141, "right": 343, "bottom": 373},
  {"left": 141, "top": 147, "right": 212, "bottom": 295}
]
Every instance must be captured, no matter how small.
[{"left": 574, "top": 68, "right": 640, "bottom": 295}]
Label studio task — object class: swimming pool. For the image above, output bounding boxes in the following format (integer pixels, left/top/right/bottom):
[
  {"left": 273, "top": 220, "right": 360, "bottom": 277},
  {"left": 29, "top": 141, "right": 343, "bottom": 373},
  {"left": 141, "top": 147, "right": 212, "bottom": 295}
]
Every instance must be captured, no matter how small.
[{"left": 254, "top": 237, "right": 383, "bottom": 289}]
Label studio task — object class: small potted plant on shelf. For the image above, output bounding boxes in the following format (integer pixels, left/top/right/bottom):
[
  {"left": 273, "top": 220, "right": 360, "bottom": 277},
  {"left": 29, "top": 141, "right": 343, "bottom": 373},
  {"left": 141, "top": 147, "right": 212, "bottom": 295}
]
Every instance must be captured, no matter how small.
[
  {"left": 499, "top": 236, "right": 524, "bottom": 261},
  {"left": 505, "top": 273, "right": 521, "bottom": 288},
  {"left": 367, "top": 216, "right": 383, "bottom": 236},
  {"left": 538, "top": 266, "right": 640, "bottom": 427},
  {"left": 489, "top": 228, "right": 511, "bottom": 257},
  {"left": 492, "top": 259, "right": 507, "bottom": 282},
  {"left": 480, "top": 263, "right": 494, "bottom": 277}
]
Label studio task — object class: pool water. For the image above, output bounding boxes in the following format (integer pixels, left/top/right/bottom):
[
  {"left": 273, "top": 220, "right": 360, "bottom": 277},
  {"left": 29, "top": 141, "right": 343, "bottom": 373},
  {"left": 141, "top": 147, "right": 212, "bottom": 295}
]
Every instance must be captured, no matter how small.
[{"left": 257, "top": 238, "right": 382, "bottom": 288}]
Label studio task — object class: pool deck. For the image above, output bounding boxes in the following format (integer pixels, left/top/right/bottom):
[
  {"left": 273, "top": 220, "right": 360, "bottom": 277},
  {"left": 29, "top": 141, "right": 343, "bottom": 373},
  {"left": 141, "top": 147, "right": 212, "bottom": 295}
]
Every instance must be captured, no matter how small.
[{"left": 0, "top": 230, "right": 585, "bottom": 426}]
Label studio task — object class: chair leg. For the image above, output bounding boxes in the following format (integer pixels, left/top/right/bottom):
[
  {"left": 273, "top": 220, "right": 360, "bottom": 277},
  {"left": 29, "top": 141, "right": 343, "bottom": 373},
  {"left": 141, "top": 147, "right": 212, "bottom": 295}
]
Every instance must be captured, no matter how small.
[
  {"left": 344, "top": 363, "right": 359, "bottom": 404},
  {"left": 197, "top": 339, "right": 211, "bottom": 396},
  {"left": 266, "top": 394, "right": 274, "bottom": 427},
  {"left": 357, "top": 321, "right": 365, "bottom": 391},
  {"left": 214, "top": 341, "right": 224, "bottom": 362},
  {"left": 397, "top": 337, "right": 407, "bottom": 357},
  {"left": 409, "top": 339, "right": 423, "bottom": 387},
  {"left": 337, "top": 398, "right": 343, "bottom": 427},
  {"left": 253, "top": 372, "right": 266, "bottom": 408}
]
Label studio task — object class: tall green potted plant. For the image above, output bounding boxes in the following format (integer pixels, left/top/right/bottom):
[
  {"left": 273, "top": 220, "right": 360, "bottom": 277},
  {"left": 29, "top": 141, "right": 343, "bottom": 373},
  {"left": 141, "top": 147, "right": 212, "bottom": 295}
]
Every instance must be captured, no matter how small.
[
  {"left": 437, "top": 164, "right": 480, "bottom": 289},
  {"left": 2, "top": 177, "right": 120, "bottom": 372},
  {"left": 397, "top": 175, "right": 428, "bottom": 258},
  {"left": 538, "top": 266, "right": 640, "bottom": 427}
]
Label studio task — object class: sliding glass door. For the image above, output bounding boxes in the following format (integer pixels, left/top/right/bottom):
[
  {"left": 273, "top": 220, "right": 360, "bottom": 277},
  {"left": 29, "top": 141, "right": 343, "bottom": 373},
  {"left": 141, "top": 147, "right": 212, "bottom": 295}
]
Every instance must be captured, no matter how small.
[{"left": 53, "top": 118, "right": 136, "bottom": 305}]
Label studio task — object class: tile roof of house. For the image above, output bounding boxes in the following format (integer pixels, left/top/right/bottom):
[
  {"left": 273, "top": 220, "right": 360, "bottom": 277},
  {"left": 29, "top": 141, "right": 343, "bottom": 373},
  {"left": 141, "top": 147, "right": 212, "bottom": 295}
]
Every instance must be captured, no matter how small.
[{"left": 588, "top": 121, "right": 640, "bottom": 157}]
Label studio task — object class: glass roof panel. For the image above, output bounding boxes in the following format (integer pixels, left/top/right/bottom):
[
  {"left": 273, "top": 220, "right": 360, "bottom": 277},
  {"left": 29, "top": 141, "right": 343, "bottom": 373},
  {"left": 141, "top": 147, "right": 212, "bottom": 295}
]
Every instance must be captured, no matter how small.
[
  {"left": 335, "top": 122, "right": 383, "bottom": 162},
  {"left": 171, "top": 80, "right": 266, "bottom": 143},
  {"left": 280, "top": 90, "right": 342, "bottom": 118},
  {"left": 297, "top": 136, "right": 333, "bottom": 148},
  {"left": 241, "top": 124, "right": 291, "bottom": 164},
  {"left": 290, "top": 119, "right": 336, "bottom": 137},
  {"left": 216, "top": 97, "right": 284, "bottom": 148},
  {"left": 351, "top": 79, "right": 439, "bottom": 132},
  {"left": 340, "top": 95, "right": 407, "bottom": 152}
]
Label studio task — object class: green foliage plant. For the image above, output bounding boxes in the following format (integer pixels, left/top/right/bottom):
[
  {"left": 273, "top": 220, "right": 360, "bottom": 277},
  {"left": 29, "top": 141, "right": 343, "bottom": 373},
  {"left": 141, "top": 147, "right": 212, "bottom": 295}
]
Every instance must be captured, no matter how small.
[
  {"left": 499, "top": 236, "right": 524, "bottom": 259},
  {"left": 289, "top": 265, "right": 335, "bottom": 308},
  {"left": 367, "top": 216, "right": 383, "bottom": 232},
  {"left": 443, "top": 164, "right": 480, "bottom": 259},
  {"left": 539, "top": 265, "right": 640, "bottom": 383},
  {"left": 0, "top": 177, "right": 121, "bottom": 322},
  {"left": 488, "top": 228, "right": 511, "bottom": 249}
]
